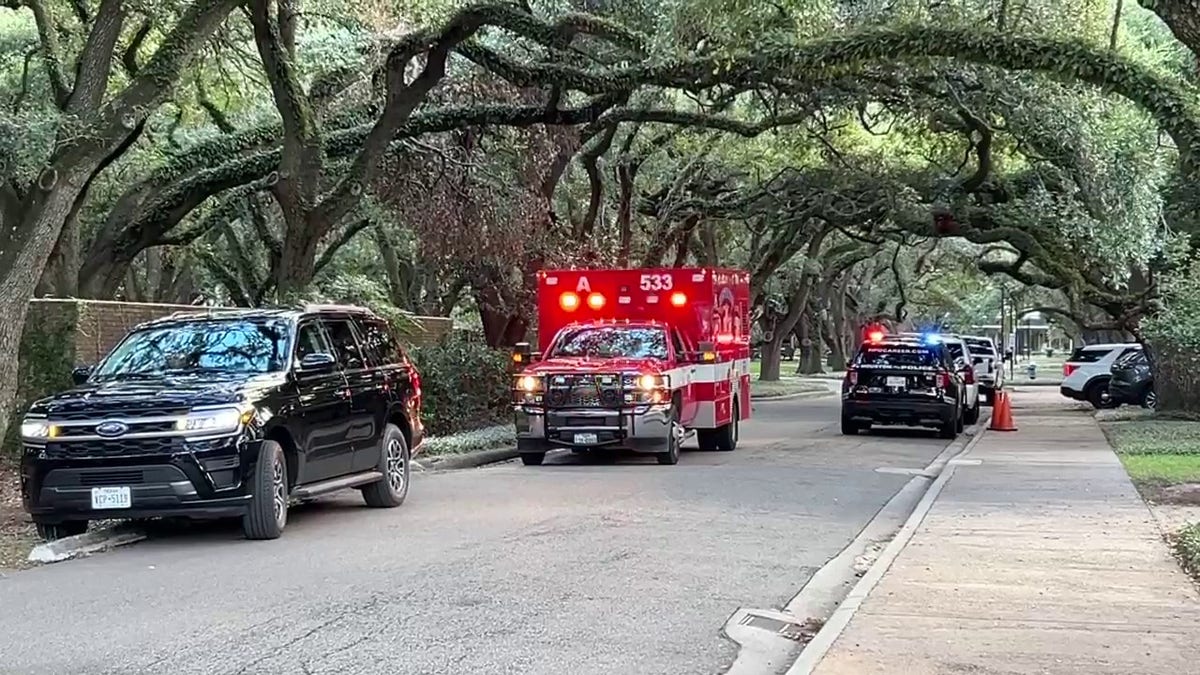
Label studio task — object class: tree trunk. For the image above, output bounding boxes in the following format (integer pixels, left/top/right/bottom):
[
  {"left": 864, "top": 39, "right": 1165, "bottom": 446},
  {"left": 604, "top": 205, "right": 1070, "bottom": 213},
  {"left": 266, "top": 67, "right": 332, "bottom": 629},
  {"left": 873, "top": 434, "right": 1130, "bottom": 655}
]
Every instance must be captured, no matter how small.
[
  {"left": 759, "top": 333, "right": 785, "bottom": 381},
  {"left": 1147, "top": 340, "right": 1200, "bottom": 413},
  {"left": 0, "top": 182, "right": 90, "bottom": 442},
  {"left": 797, "top": 312, "right": 825, "bottom": 375},
  {"left": 829, "top": 281, "right": 850, "bottom": 370},
  {"left": 273, "top": 222, "right": 322, "bottom": 299}
]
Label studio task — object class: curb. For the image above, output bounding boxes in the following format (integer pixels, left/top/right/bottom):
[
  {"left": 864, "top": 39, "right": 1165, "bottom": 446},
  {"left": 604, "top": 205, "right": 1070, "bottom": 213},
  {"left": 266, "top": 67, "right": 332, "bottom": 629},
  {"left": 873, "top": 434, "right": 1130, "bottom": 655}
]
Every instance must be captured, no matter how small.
[
  {"left": 27, "top": 522, "right": 147, "bottom": 564},
  {"left": 413, "top": 446, "right": 519, "bottom": 471},
  {"left": 751, "top": 389, "right": 836, "bottom": 402},
  {"left": 783, "top": 413, "right": 993, "bottom": 675}
]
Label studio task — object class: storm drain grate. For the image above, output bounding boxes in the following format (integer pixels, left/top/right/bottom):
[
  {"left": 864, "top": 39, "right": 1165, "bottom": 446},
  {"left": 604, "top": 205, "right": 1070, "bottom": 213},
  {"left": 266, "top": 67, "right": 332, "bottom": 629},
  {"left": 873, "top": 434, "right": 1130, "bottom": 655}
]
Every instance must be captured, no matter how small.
[{"left": 739, "top": 614, "right": 824, "bottom": 642}]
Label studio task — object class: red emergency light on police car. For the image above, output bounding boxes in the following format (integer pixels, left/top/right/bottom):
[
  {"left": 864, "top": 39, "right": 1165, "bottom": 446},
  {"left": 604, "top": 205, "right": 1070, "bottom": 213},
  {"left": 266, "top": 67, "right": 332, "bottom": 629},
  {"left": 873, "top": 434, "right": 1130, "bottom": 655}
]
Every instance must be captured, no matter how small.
[{"left": 510, "top": 267, "right": 751, "bottom": 467}]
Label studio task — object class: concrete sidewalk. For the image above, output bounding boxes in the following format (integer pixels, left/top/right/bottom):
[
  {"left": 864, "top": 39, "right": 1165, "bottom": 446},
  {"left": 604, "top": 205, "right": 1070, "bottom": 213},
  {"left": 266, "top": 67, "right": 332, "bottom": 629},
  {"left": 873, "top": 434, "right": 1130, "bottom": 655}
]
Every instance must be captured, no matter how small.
[{"left": 809, "top": 388, "right": 1200, "bottom": 674}]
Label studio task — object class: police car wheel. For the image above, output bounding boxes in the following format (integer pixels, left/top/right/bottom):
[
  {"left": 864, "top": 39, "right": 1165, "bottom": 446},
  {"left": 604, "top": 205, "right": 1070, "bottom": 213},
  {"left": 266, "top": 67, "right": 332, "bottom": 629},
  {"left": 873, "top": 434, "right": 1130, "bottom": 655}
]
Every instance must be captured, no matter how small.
[
  {"left": 939, "top": 412, "right": 958, "bottom": 439},
  {"left": 840, "top": 414, "right": 859, "bottom": 435},
  {"left": 520, "top": 453, "right": 545, "bottom": 466},
  {"left": 964, "top": 404, "right": 979, "bottom": 426}
]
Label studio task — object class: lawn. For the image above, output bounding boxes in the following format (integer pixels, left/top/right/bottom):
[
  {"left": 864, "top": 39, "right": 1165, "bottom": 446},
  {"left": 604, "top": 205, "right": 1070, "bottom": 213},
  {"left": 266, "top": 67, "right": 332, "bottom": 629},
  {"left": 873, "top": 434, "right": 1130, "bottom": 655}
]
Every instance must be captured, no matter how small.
[
  {"left": 747, "top": 360, "right": 845, "bottom": 380},
  {"left": 749, "top": 378, "right": 831, "bottom": 399},
  {"left": 1103, "top": 418, "right": 1200, "bottom": 494},
  {"left": 1103, "top": 416, "right": 1200, "bottom": 580}
]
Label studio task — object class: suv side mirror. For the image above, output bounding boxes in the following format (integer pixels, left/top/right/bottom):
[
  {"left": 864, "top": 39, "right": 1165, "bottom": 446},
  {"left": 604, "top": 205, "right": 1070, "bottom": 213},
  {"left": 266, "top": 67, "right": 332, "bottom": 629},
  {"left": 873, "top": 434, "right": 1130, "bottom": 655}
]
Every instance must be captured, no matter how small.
[
  {"left": 71, "top": 365, "right": 94, "bottom": 385},
  {"left": 298, "top": 352, "right": 336, "bottom": 373}
]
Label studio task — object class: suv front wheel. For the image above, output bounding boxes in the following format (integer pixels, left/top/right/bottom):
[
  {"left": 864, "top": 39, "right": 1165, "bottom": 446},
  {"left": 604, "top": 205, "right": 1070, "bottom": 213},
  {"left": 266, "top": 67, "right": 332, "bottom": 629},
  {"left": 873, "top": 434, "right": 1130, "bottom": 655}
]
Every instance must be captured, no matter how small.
[
  {"left": 35, "top": 521, "right": 88, "bottom": 541},
  {"left": 243, "top": 440, "right": 288, "bottom": 540},
  {"left": 361, "top": 424, "right": 409, "bottom": 508}
]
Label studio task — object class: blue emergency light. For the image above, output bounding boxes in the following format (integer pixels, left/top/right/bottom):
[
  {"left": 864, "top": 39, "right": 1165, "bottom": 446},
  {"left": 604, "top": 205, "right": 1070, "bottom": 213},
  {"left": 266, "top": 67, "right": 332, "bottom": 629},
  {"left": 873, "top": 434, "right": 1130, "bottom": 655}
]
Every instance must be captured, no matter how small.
[{"left": 922, "top": 333, "right": 942, "bottom": 345}]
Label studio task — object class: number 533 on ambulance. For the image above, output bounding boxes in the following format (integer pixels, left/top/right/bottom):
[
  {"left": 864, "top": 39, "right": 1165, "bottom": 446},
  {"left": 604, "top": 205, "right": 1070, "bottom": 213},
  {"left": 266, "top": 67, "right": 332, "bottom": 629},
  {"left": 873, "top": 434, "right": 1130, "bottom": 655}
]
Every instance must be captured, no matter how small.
[{"left": 510, "top": 267, "right": 751, "bottom": 466}]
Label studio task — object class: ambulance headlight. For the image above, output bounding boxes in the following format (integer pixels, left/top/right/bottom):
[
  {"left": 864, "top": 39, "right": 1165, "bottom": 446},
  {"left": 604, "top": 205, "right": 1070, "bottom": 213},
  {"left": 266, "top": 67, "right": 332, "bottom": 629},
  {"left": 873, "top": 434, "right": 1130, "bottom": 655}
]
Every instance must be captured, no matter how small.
[
  {"left": 635, "top": 374, "right": 668, "bottom": 390},
  {"left": 516, "top": 375, "right": 542, "bottom": 392}
]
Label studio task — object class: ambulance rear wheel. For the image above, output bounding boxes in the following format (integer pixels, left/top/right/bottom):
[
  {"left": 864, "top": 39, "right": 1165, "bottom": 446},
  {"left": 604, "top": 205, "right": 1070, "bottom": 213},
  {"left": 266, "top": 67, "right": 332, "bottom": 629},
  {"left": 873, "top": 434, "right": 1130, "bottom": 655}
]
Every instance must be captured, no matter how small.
[
  {"left": 713, "top": 399, "right": 739, "bottom": 451},
  {"left": 520, "top": 453, "right": 545, "bottom": 466}
]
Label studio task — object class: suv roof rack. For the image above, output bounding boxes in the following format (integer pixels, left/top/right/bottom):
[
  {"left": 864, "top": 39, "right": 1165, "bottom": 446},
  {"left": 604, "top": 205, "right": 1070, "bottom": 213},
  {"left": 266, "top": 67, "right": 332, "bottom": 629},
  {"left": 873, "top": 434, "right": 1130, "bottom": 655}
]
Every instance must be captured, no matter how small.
[
  {"left": 301, "top": 303, "right": 376, "bottom": 315},
  {"left": 165, "top": 307, "right": 257, "bottom": 319}
]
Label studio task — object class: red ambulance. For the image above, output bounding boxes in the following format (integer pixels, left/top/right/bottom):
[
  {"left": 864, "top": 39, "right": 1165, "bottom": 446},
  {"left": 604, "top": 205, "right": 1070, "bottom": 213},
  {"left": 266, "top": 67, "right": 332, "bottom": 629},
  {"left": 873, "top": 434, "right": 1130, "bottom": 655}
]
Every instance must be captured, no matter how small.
[{"left": 511, "top": 267, "right": 752, "bottom": 466}]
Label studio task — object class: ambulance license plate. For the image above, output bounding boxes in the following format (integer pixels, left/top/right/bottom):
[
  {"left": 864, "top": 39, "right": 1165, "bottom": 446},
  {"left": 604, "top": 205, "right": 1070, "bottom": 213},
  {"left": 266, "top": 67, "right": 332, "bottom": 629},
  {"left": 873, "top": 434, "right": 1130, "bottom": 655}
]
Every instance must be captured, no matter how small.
[
  {"left": 573, "top": 433, "right": 599, "bottom": 445},
  {"left": 886, "top": 376, "right": 907, "bottom": 389}
]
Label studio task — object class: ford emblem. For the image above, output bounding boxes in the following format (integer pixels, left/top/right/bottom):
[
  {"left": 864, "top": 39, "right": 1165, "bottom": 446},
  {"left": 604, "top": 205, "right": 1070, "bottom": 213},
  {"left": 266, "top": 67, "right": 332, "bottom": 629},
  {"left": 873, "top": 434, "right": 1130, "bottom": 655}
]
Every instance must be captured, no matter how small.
[{"left": 95, "top": 420, "right": 129, "bottom": 437}]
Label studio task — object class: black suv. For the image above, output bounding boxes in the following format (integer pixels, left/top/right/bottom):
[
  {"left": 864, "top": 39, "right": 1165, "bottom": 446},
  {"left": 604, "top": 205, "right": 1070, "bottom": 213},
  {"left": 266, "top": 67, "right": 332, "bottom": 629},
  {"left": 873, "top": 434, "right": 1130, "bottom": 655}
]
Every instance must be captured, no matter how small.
[
  {"left": 840, "top": 337, "right": 965, "bottom": 438},
  {"left": 19, "top": 305, "right": 423, "bottom": 541}
]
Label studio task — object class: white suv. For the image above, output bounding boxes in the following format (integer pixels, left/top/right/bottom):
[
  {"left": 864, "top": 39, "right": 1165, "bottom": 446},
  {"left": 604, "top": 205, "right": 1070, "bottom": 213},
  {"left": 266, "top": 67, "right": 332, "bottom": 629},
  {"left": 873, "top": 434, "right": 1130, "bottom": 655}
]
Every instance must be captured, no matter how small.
[
  {"left": 1060, "top": 343, "right": 1142, "bottom": 408},
  {"left": 963, "top": 335, "right": 1003, "bottom": 405}
]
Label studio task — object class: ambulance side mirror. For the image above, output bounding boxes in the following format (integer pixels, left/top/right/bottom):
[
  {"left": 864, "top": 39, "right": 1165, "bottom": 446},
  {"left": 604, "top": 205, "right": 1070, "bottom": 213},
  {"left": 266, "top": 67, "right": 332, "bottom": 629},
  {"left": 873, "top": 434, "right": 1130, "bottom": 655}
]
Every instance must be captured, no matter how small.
[
  {"left": 692, "top": 341, "right": 717, "bottom": 364},
  {"left": 512, "top": 342, "right": 535, "bottom": 367}
]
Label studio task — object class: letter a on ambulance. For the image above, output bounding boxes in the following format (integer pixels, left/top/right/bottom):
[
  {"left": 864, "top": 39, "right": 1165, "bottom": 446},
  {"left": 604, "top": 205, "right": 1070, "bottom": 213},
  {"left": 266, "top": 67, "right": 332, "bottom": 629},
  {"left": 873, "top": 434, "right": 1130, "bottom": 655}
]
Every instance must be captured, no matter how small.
[{"left": 575, "top": 276, "right": 591, "bottom": 293}]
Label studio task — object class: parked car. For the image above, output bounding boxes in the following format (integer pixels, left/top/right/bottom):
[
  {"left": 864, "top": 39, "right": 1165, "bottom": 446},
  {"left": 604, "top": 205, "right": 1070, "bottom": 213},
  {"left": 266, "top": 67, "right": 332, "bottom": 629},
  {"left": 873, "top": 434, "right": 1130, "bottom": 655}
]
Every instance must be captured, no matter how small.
[
  {"left": 963, "top": 335, "right": 1004, "bottom": 406},
  {"left": 1060, "top": 342, "right": 1142, "bottom": 408},
  {"left": 19, "top": 304, "right": 423, "bottom": 541},
  {"left": 897, "top": 333, "right": 981, "bottom": 424},
  {"left": 1108, "top": 349, "right": 1156, "bottom": 409},
  {"left": 841, "top": 335, "right": 966, "bottom": 438}
]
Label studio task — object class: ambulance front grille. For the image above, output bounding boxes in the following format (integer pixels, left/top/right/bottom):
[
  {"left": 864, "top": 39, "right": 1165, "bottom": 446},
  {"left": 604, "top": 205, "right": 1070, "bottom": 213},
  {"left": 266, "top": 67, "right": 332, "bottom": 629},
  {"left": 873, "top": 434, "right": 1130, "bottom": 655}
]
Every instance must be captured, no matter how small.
[{"left": 545, "top": 380, "right": 623, "bottom": 409}]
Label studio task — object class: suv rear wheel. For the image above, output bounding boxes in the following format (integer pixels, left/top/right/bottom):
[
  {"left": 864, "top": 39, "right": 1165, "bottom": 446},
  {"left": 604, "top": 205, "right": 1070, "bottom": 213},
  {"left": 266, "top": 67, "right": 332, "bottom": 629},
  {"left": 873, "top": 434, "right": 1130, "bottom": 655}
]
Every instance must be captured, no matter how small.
[
  {"left": 940, "top": 407, "right": 959, "bottom": 439},
  {"left": 243, "top": 440, "right": 287, "bottom": 540},
  {"left": 35, "top": 521, "right": 88, "bottom": 541},
  {"left": 840, "top": 412, "right": 859, "bottom": 435},
  {"left": 1086, "top": 379, "right": 1115, "bottom": 409},
  {"left": 361, "top": 424, "right": 409, "bottom": 508}
]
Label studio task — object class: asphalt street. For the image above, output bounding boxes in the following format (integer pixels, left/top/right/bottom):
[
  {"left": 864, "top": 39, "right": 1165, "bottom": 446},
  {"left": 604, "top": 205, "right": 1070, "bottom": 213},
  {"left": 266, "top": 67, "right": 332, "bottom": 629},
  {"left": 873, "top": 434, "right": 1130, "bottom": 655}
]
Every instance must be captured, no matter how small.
[{"left": 0, "top": 395, "right": 952, "bottom": 675}]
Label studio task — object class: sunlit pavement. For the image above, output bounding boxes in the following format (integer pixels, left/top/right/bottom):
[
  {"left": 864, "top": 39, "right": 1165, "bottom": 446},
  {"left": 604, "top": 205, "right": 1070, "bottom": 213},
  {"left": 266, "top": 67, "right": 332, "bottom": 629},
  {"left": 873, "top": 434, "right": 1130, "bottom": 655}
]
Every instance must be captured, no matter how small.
[{"left": 0, "top": 396, "right": 955, "bottom": 675}]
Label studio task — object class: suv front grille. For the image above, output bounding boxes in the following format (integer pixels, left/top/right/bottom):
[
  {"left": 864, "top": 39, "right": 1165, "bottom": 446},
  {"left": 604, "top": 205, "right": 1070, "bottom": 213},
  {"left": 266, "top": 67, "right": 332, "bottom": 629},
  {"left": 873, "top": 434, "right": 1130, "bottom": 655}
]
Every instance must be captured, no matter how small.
[
  {"left": 38, "top": 436, "right": 236, "bottom": 460},
  {"left": 54, "top": 419, "right": 178, "bottom": 438},
  {"left": 43, "top": 437, "right": 179, "bottom": 459}
]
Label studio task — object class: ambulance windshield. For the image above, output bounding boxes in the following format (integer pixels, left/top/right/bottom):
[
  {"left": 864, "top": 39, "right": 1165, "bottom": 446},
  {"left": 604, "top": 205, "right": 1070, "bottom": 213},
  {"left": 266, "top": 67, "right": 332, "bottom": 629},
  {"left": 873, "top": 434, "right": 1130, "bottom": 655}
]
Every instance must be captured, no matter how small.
[{"left": 550, "top": 326, "right": 669, "bottom": 360}]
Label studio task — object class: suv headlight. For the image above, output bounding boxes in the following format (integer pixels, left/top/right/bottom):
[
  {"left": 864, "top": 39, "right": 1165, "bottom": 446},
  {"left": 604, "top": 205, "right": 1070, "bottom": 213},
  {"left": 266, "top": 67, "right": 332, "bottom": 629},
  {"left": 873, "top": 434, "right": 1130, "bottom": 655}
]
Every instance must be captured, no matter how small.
[
  {"left": 20, "top": 417, "right": 52, "bottom": 442},
  {"left": 175, "top": 407, "right": 252, "bottom": 435}
]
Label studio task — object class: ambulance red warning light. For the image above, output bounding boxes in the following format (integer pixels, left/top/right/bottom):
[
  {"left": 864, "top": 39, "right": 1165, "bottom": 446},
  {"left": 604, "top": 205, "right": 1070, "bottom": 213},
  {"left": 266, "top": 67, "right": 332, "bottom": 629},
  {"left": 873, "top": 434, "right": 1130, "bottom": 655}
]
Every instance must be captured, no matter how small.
[{"left": 511, "top": 267, "right": 751, "bottom": 467}]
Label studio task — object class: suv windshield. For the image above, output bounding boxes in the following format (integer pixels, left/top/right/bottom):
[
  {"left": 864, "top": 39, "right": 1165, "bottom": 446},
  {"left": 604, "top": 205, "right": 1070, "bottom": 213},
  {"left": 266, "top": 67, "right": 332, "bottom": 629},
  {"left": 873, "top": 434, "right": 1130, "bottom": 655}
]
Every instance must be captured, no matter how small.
[
  {"left": 551, "top": 326, "right": 668, "bottom": 359},
  {"left": 855, "top": 344, "right": 940, "bottom": 368},
  {"left": 94, "top": 319, "right": 291, "bottom": 380}
]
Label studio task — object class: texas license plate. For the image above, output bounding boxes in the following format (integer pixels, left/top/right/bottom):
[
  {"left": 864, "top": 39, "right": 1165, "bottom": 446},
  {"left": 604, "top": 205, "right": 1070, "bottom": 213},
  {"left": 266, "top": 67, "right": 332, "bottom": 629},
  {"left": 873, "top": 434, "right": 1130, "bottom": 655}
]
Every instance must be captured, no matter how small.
[
  {"left": 91, "top": 486, "right": 131, "bottom": 510},
  {"left": 886, "top": 376, "right": 907, "bottom": 388},
  {"left": 573, "top": 433, "right": 599, "bottom": 445}
]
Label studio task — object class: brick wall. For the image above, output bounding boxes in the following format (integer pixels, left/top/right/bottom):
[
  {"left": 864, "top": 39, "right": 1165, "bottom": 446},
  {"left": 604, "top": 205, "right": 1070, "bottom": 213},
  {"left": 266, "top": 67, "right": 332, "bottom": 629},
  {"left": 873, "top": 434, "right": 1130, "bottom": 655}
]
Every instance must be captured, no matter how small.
[
  {"left": 403, "top": 316, "right": 453, "bottom": 347},
  {"left": 70, "top": 299, "right": 200, "bottom": 364}
]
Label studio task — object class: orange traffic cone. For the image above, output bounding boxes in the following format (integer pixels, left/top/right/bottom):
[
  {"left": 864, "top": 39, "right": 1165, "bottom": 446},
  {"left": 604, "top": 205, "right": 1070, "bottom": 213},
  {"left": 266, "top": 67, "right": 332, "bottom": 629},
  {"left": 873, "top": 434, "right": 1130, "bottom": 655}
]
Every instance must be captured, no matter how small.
[{"left": 989, "top": 389, "right": 1017, "bottom": 431}]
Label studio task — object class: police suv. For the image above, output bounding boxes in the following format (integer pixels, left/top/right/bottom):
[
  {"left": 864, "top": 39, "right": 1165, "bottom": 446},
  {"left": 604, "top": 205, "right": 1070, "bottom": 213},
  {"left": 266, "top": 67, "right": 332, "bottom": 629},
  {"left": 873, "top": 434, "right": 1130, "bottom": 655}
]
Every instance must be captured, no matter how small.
[{"left": 841, "top": 333, "right": 966, "bottom": 438}]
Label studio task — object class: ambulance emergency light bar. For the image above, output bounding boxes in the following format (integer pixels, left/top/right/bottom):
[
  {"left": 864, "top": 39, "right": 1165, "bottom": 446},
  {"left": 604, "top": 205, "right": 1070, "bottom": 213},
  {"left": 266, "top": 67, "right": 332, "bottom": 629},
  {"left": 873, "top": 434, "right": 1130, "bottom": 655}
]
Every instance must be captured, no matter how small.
[{"left": 557, "top": 290, "right": 688, "bottom": 312}]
